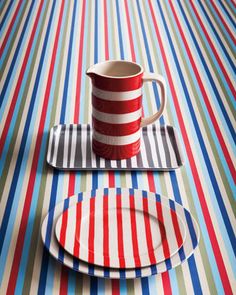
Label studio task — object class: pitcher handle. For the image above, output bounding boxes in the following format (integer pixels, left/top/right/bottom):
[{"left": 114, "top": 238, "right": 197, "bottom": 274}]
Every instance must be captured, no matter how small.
[{"left": 140, "top": 72, "right": 167, "bottom": 127}]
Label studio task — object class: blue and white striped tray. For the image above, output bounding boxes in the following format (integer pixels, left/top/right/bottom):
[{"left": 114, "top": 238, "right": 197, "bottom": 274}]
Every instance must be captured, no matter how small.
[{"left": 47, "top": 124, "right": 184, "bottom": 170}]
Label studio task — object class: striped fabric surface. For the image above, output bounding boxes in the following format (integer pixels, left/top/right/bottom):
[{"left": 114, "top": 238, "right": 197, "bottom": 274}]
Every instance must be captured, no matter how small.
[
  {"left": 0, "top": 0, "right": 235, "bottom": 294},
  {"left": 47, "top": 124, "right": 183, "bottom": 170}
]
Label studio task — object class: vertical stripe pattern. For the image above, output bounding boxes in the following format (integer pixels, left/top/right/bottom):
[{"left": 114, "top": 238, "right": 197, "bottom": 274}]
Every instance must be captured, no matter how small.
[{"left": 0, "top": 0, "right": 235, "bottom": 294}]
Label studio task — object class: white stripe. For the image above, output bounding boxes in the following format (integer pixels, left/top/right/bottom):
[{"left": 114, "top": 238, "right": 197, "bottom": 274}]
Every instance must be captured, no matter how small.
[
  {"left": 92, "top": 85, "right": 142, "bottom": 101},
  {"left": 93, "top": 129, "right": 141, "bottom": 146},
  {"left": 92, "top": 107, "right": 141, "bottom": 124}
]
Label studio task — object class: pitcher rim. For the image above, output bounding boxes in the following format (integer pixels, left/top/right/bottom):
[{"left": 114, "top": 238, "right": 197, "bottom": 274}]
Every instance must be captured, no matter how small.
[{"left": 86, "top": 60, "right": 144, "bottom": 79}]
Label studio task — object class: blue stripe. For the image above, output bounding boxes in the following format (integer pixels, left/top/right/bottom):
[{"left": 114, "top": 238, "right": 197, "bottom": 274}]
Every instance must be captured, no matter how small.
[
  {"left": 136, "top": 0, "right": 164, "bottom": 126},
  {"left": 115, "top": 0, "right": 124, "bottom": 60},
  {"left": 0, "top": 0, "right": 14, "bottom": 30},
  {"left": 0, "top": 0, "right": 56, "bottom": 255},
  {"left": 196, "top": 0, "right": 235, "bottom": 70},
  {"left": 216, "top": 0, "right": 235, "bottom": 31},
  {"left": 158, "top": 0, "right": 236, "bottom": 256},
  {"left": 159, "top": 1, "right": 235, "bottom": 189},
  {"left": 135, "top": 0, "right": 202, "bottom": 292},
  {"left": 0, "top": 0, "right": 36, "bottom": 109},
  {"left": 157, "top": 0, "right": 236, "bottom": 278},
  {"left": 59, "top": 0, "right": 77, "bottom": 124},
  {"left": 202, "top": 0, "right": 235, "bottom": 48},
  {"left": 187, "top": 256, "right": 202, "bottom": 295},
  {"left": 177, "top": 0, "right": 235, "bottom": 142},
  {"left": 0, "top": 0, "right": 39, "bottom": 177},
  {"left": 185, "top": 0, "right": 235, "bottom": 99},
  {"left": 141, "top": 277, "right": 150, "bottom": 294},
  {"left": 141, "top": 0, "right": 224, "bottom": 291},
  {"left": 0, "top": 0, "right": 27, "bottom": 67}
]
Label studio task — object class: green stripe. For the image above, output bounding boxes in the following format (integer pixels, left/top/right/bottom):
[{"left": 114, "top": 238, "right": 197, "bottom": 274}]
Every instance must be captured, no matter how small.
[
  {"left": 182, "top": 1, "right": 235, "bottom": 117},
  {"left": 161, "top": 1, "right": 221, "bottom": 293},
  {"left": 203, "top": 0, "right": 234, "bottom": 55},
  {"left": 129, "top": 1, "right": 186, "bottom": 292},
  {"left": 1, "top": 0, "right": 30, "bottom": 81},
  {"left": 22, "top": 1, "right": 72, "bottom": 292},
  {"left": 164, "top": 1, "right": 235, "bottom": 216},
  {"left": 0, "top": 0, "right": 50, "bottom": 202}
]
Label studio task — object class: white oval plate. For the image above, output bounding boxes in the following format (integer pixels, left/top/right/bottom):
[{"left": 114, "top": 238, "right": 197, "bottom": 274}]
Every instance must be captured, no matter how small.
[
  {"left": 41, "top": 188, "right": 200, "bottom": 279},
  {"left": 55, "top": 190, "right": 186, "bottom": 268}
]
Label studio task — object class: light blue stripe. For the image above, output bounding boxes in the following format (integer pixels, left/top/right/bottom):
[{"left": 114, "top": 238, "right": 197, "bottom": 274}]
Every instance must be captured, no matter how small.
[
  {"left": 201, "top": 0, "right": 235, "bottom": 48},
  {"left": 0, "top": 0, "right": 16, "bottom": 38},
  {"left": 167, "top": 1, "right": 235, "bottom": 177},
  {"left": 193, "top": 0, "right": 235, "bottom": 82},
  {"left": 0, "top": 0, "right": 38, "bottom": 121},
  {"left": 79, "top": 0, "right": 89, "bottom": 124},
  {"left": 159, "top": 0, "right": 235, "bottom": 272},
  {"left": 150, "top": 0, "right": 228, "bottom": 290},
  {"left": 148, "top": 276, "right": 158, "bottom": 295},
  {"left": 185, "top": 2, "right": 235, "bottom": 103},
  {"left": 125, "top": 0, "right": 149, "bottom": 119},
  {"left": 10, "top": 1, "right": 63, "bottom": 293},
  {"left": 176, "top": 1, "right": 236, "bottom": 142},
  {"left": 0, "top": 0, "right": 49, "bottom": 284},
  {"left": 1, "top": 0, "right": 27, "bottom": 65},
  {"left": 97, "top": 278, "right": 105, "bottom": 294}
]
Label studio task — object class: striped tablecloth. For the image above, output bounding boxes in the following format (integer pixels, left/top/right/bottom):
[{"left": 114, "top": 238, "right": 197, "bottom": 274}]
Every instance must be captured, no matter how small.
[{"left": 0, "top": 0, "right": 235, "bottom": 294}]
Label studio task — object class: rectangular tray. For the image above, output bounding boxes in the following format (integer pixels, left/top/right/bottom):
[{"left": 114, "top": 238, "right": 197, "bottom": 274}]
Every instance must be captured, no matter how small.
[{"left": 47, "top": 124, "right": 184, "bottom": 171}]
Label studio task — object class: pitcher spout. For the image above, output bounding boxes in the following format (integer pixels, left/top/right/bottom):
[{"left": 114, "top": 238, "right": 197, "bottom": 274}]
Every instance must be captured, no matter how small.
[{"left": 86, "top": 66, "right": 96, "bottom": 78}]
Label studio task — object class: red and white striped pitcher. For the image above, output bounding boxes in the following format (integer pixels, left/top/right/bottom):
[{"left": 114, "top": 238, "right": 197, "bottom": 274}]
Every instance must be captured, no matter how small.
[{"left": 86, "top": 60, "right": 166, "bottom": 160}]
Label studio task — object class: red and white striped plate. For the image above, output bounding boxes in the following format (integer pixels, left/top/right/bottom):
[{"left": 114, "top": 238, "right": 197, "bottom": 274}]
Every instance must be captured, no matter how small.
[
  {"left": 41, "top": 188, "right": 200, "bottom": 278},
  {"left": 55, "top": 190, "right": 186, "bottom": 268}
]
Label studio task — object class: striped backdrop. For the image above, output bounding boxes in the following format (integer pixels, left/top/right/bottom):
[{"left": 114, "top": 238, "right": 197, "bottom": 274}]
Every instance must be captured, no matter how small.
[{"left": 0, "top": 0, "right": 235, "bottom": 294}]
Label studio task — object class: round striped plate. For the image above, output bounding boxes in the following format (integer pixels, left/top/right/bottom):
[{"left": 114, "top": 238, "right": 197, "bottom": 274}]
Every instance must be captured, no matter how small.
[
  {"left": 41, "top": 188, "right": 200, "bottom": 279},
  {"left": 55, "top": 191, "right": 186, "bottom": 268}
]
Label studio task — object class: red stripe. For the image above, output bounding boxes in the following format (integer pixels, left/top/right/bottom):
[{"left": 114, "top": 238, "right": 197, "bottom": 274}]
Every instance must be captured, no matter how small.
[
  {"left": 129, "top": 195, "right": 141, "bottom": 267},
  {"left": 88, "top": 197, "right": 95, "bottom": 263},
  {"left": 59, "top": 209, "right": 68, "bottom": 247},
  {"left": 74, "top": 0, "right": 86, "bottom": 123},
  {"left": 190, "top": 0, "right": 236, "bottom": 97},
  {"left": 124, "top": 0, "right": 136, "bottom": 62},
  {"left": 92, "top": 94, "right": 142, "bottom": 114},
  {"left": 116, "top": 193, "right": 125, "bottom": 268},
  {"left": 92, "top": 138, "right": 140, "bottom": 160},
  {"left": 59, "top": 0, "right": 86, "bottom": 290},
  {"left": 161, "top": 272, "right": 173, "bottom": 295},
  {"left": 142, "top": 198, "right": 156, "bottom": 265},
  {"left": 103, "top": 195, "right": 110, "bottom": 267},
  {"left": 0, "top": 0, "right": 23, "bottom": 57},
  {"left": 0, "top": 0, "right": 45, "bottom": 157},
  {"left": 149, "top": 1, "right": 233, "bottom": 293},
  {"left": 74, "top": 202, "right": 82, "bottom": 257},
  {"left": 6, "top": 1, "right": 66, "bottom": 293},
  {"left": 92, "top": 116, "right": 140, "bottom": 136},
  {"left": 91, "top": 73, "right": 143, "bottom": 92},
  {"left": 108, "top": 171, "right": 115, "bottom": 187},
  {"left": 111, "top": 280, "right": 120, "bottom": 295},
  {"left": 104, "top": 0, "right": 109, "bottom": 60},
  {"left": 59, "top": 267, "right": 69, "bottom": 295},
  {"left": 147, "top": 172, "right": 172, "bottom": 290},
  {"left": 171, "top": 1, "right": 236, "bottom": 182},
  {"left": 210, "top": 0, "right": 235, "bottom": 42},
  {"left": 170, "top": 209, "right": 183, "bottom": 248},
  {"left": 155, "top": 202, "right": 170, "bottom": 259}
]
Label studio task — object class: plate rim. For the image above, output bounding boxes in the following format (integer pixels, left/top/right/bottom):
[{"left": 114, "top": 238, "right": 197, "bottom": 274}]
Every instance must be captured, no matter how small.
[
  {"left": 54, "top": 194, "right": 186, "bottom": 269},
  {"left": 41, "top": 188, "right": 200, "bottom": 279}
]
